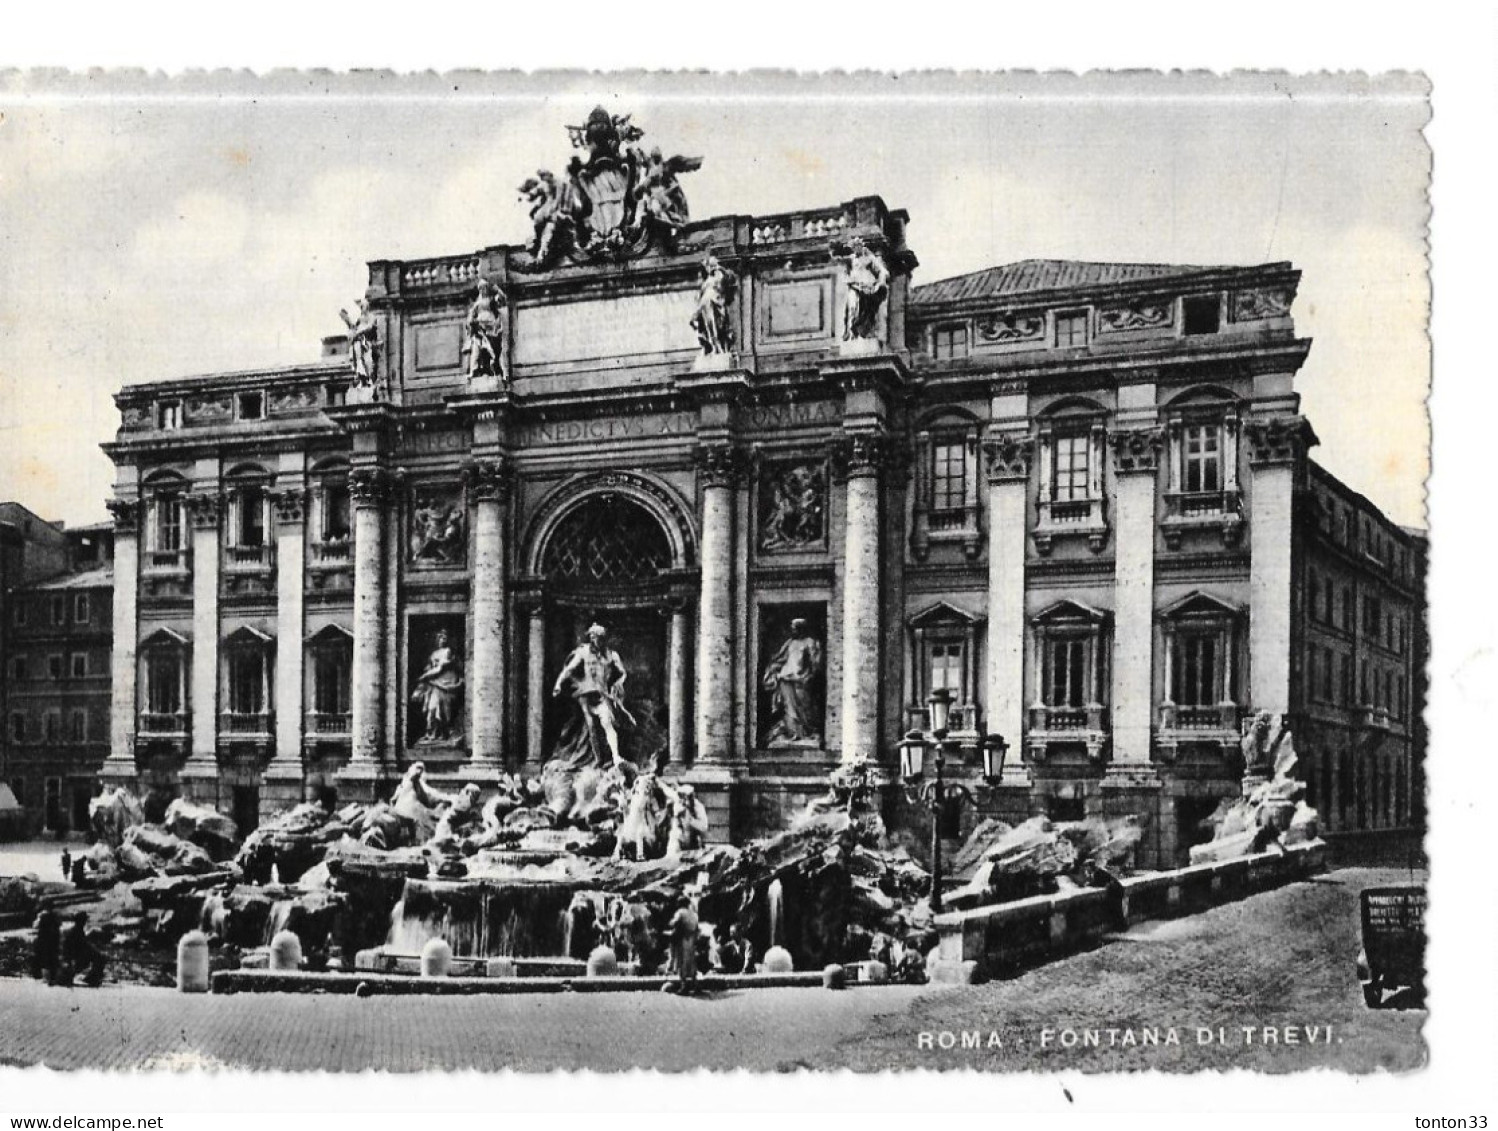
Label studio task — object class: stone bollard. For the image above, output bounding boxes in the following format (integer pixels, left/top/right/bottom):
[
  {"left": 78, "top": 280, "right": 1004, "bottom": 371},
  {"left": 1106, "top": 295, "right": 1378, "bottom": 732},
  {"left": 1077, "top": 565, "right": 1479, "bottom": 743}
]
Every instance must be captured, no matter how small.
[
  {"left": 177, "top": 930, "right": 210, "bottom": 993},
  {"left": 485, "top": 957, "right": 518, "bottom": 979},
  {"left": 857, "top": 959, "right": 889, "bottom": 985},
  {"left": 269, "top": 930, "right": 303, "bottom": 972},
  {"left": 420, "top": 938, "right": 452, "bottom": 978},
  {"left": 822, "top": 963, "right": 846, "bottom": 990},
  {"left": 762, "top": 946, "right": 793, "bottom": 974},
  {"left": 586, "top": 945, "right": 619, "bottom": 978}
]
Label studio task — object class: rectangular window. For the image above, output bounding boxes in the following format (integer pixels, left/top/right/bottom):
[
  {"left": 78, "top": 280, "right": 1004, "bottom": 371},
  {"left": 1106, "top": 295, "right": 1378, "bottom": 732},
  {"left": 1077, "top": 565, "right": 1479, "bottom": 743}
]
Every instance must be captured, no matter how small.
[
  {"left": 50, "top": 596, "right": 66, "bottom": 625},
  {"left": 228, "top": 651, "right": 267, "bottom": 715},
  {"left": 155, "top": 497, "right": 183, "bottom": 553},
  {"left": 1173, "top": 632, "right": 1220, "bottom": 706},
  {"left": 146, "top": 652, "right": 183, "bottom": 715},
  {"left": 158, "top": 400, "right": 182, "bottom": 430},
  {"left": 1321, "top": 647, "right": 1335, "bottom": 701},
  {"left": 931, "top": 441, "right": 967, "bottom": 512},
  {"left": 43, "top": 711, "right": 61, "bottom": 743},
  {"left": 1308, "top": 570, "right": 1320, "bottom": 621},
  {"left": 70, "top": 653, "right": 87, "bottom": 679},
  {"left": 322, "top": 484, "right": 351, "bottom": 541},
  {"left": 1342, "top": 655, "right": 1354, "bottom": 705},
  {"left": 1044, "top": 637, "right": 1088, "bottom": 708},
  {"left": 314, "top": 646, "right": 353, "bottom": 716},
  {"left": 68, "top": 709, "right": 86, "bottom": 743},
  {"left": 237, "top": 391, "right": 265, "bottom": 421},
  {"left": 8, "top": 715, "right": 24, "bottom": 743},
  {"left": 1324, "top": 577, "right": 1335, "bottom": 627},
  {"left": 931, "top": 323, "right": 969, "bottom": 360},
  {"left": 9, "top": 656, "right": 26, "bottom": 682},
  {"left": 1182, "top": 294, "right": 1221, "bottom": 335},
  {"left": 1054, "top": 310, "right": 1089, "bottom": 348},
  {"left": 1364, "top": 594, "right": 1382, "bottom": 637},
  {"left": 1342, "top": 586, "right": 1354, "bottom": 631},
  {"left": 47, "top": 654, "right": 63, "bottom": 680},
  {"left": 927, "top": 641, "right": 964, "bottom": 699},
  {"left": 74, "top": 594, "right": 90, "bottom": 623},
  {"left": 1182, "top": 425, "right": 1222, "bottom": 493},
  {"left": 236, "top": 486, "right": 266, "bottom": 548},
  {"left": 1053, "top": 434, "right": 1091, "bottom": 502},
  {"left": 12, "top": 602, "right": 26, "bottom": 627},
  {"left": 325, "top": 383, "right": 347, "bottom": 408}
]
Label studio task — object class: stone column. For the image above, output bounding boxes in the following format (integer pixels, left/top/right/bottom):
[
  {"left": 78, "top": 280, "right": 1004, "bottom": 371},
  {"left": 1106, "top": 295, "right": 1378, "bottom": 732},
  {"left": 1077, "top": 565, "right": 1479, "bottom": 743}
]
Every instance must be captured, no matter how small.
[
  {"left": 269, "top": 488, "right": 307, "bottom": 787},
  {"left": 104, "top": 498, "right": 141, "bottom": 782},
  {"left": 694, "top": 442, "right": 743, "bottom": 765},
  {"left": 347, "top": 467, "right": 389, "bottom": 766},
  {"left": 186, "top": 493, "right": 221, "bottom": 765},
  {"left": 1245, "top": 416, "right": 1313, "bottom": 717},
  {"left": 980, "top": 431, "right": 1033, "bottom": 762},
  {"left": 837, "top": 433, "right": 886, "bottom": 764},
  {"left": 522, "top": 598, "right": 548, "bottom": 770},
  {"left": 1109, "top": 426, "right": 1164, "bottom": 764},
  {"left": 666, "top": 598, "right": 691, "bottom": 767},
  {"left": 466, "top": 458, "right": 512, "bottom": 769}
]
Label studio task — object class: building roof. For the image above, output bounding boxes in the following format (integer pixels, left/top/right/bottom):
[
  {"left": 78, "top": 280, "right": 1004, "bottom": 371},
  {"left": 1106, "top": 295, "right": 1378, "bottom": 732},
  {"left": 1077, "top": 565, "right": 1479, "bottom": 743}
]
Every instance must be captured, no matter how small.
[
  {"left": 910, "top": 258, "right": 1241, "bottom": 306},
  {"left": 23, "top": 566, "right": 113, "bottom": 591}
]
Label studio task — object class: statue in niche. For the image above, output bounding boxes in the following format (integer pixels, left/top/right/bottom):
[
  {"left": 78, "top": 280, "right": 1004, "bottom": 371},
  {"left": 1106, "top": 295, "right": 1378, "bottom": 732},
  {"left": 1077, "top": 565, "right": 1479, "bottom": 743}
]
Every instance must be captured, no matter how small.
[
  {"left": 339, "top": 298, "right": 382, "bottom": 399},
  {"left": 409, "top": 493, "right": 465, "bottom": 565},
  {"left": 835, "top": 236, "right": 891, "bottom": 342},
  {"left": 551, "top": 624, "right": 634, "bottom": 771},
  {"left": 465, "top": 279, "right": 506, "bottom": 383},
  {"left": 761, "top": 618, "right": 824, "bottom": 746},
  {"left": 759, "top": 462, "right": 825, "bottom": 551},
  {"left": 411, "top": 631, "right": 464, "bottom": 744},
  {"left": 690, "top": 253, "right": 736, "bottom": 356}
]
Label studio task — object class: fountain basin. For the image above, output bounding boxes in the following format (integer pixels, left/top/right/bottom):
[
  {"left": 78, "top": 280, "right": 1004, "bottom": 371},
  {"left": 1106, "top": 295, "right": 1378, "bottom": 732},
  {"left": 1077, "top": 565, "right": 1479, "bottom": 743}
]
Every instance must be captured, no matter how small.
[{"left": 213, "top": 968, "right": 837, "bottom": 995}]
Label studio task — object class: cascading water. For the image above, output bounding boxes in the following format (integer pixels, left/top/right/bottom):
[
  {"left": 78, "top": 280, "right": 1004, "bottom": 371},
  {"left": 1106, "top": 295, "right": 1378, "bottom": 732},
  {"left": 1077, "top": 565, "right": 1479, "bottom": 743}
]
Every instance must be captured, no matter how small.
[
  {"left": 384, "top": 878, "right": 578, "bottom": 958},
  {"left": 263, "top": 900, "right": 294, "bottom": 946},
  {"left": 767, "top": 877, "right": 785, "bottom": 948}
]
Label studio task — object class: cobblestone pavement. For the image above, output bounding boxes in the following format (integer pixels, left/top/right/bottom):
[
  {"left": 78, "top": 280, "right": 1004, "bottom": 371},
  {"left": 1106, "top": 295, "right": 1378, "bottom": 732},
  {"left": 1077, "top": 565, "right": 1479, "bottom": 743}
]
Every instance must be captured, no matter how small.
[{"left": 0, "top": 867, "right": 1425, "bottom": 1073}]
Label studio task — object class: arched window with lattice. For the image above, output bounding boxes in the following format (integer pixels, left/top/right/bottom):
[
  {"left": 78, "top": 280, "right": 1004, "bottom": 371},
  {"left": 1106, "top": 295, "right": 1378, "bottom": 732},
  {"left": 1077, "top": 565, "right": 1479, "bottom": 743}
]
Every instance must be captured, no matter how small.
[{"left": 540, "top": 495, "right": 672, "bottom": 584}]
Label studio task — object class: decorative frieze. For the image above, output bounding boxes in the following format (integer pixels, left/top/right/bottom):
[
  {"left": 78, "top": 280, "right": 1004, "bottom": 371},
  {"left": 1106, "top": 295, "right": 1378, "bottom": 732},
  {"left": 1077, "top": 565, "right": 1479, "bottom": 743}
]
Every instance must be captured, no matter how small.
[
  {"left": 694, "top": 441, "right": 747, "bottom": 489},
  {"left": 1244, "top": 416, "right": 1316, "bottom": 468},
  {"left": 463, "top": 457, "right": 515, "bottom": 503},
  {"left": 975, "top": 311, "right": 1044, "bottom": 343},
  {"left": 185, "top": 493, "right": 221, "bottom": 530},
  {"left": 1109, "top": 426, "right": 1165, "bottom": 475},
  {"left": 269, "top": 386, "right": 320, "bottom": 415},
  {"left": 1098, "top": 299, "right": 1173, "bottom": 334},
  {"left": 1230, "top": 286, "right": 1295, "bottom": 322},
  {"left": 980, "top": 431, "right": 1034, "bottom": 484}
]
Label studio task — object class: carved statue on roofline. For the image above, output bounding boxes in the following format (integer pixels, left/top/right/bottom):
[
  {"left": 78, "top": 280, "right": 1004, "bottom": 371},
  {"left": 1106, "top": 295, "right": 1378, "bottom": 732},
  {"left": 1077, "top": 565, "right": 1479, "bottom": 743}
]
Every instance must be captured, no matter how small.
[
  {"left": 835, "top": 237, "right": 891, "bottom": 343},
  {"left": 516, "top": 108, "right": 703, "bottom": 271},
  {"left": 339, "top": 298, "right": 386, "bottom": 403}
]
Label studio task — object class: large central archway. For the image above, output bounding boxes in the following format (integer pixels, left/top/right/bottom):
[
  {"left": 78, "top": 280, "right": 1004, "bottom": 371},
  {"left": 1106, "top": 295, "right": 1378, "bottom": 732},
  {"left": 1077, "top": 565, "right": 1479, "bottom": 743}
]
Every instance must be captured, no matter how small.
[{"left": 524, "top": 475, "right": 698, "bottom": 768}]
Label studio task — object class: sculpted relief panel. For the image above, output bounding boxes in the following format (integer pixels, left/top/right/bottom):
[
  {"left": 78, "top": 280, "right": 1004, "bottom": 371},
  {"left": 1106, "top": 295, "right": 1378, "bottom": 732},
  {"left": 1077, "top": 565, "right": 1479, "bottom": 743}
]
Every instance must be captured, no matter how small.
[{"left": 758, "top": 460, "right": 828, "bottom": 553}]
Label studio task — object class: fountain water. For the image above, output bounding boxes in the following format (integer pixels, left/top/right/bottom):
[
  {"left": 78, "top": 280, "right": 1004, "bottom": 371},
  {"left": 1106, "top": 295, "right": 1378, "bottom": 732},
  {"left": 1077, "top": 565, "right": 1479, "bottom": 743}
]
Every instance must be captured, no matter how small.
[
  {"left": 384, "top": 878, "right": 577, "bottom": 958},
  {"left": 263, "top": 900, "right": 294, "bottom": 947},
  {"left": 767, "top": 878, "right": 785, "bottom": 949}
]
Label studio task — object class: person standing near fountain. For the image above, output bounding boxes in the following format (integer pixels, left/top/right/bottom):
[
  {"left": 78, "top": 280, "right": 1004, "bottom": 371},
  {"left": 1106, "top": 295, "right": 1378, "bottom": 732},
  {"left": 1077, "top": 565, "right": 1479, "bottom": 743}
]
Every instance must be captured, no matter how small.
[
  {"left": 551, "top": 624, "right": 633, "bottom": 769},
  {"left": 667, "top": 895, "right": 700, "bottom": 993}
]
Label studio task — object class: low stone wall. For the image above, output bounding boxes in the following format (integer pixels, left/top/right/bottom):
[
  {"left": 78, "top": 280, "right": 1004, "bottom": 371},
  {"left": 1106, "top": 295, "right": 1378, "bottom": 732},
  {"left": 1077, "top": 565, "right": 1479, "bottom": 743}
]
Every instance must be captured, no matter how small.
[
  {"left": 213, "top": 968, "right": 830, "bottom": 995},
  {"left": 934, "top": 841, "right": 1329, "bottom": 981}
]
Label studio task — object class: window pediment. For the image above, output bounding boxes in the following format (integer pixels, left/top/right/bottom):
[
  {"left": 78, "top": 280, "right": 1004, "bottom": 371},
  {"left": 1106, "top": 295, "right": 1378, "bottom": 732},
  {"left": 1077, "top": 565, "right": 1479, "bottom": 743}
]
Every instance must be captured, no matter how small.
[
  {"left": 140, "top": 626, "right": 189, "bottom": 649},
  {"left": 224, "top": 625, "right": 274, "bottom": 648},
  {"left": 1032, "top": 598, "right": 1110, "bottom": 626},
  {"left": 908, "top": 600, "right": 984, "bottom": 629},
  {"left": 1159, "top": 590, "right": 1244, "bottom": 621}
]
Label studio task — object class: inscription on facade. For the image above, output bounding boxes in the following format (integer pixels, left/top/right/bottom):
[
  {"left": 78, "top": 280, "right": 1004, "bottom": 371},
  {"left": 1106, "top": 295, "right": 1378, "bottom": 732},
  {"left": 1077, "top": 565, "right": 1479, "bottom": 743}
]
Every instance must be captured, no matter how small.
[
  {"left": 742, "top": 401, "right": 839, "bottom": 431},
  {"left": 512, "top": 290, "right": 698, "bottom": 367},
  {"left": 517, "top": 411, "right": 698, "bottom": 446},
  {"left": 400, "top": 430, "right": 471, "bottom": 455}
]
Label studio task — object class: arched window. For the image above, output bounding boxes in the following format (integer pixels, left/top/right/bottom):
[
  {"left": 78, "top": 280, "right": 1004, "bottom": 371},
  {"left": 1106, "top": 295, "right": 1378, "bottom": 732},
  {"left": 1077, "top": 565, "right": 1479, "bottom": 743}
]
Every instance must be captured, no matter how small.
[
  {"left": 142, "top": 471, "right": 188, "bottom": 572},
  {"left": 1035, "top": 397, "right": 1108, "bottom": 555},
  {"left": 541, "top": 495, "right": 672, "bottom": 584},
  {"left": 910, "top": 410, "right": 981, "bottom": 561},
  {"left": 224, "top": 465, "right": 273, "bottom": 571},
  {"left": 1162, "top": 387, "right": 1244, "bottom": 549}
]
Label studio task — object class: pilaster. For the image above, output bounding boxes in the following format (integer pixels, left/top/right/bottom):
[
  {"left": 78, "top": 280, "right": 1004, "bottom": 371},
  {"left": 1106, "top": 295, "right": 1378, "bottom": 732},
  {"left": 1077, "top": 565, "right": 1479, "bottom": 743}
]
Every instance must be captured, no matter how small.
[
  {"left": 185, "top": 491, "right": 221, "bottom": 767},
  {"left": 1108, "top": 424, "right": 1164, "bottom": 767},
  {"left": 980, "top": 428, "right": 1032, "bottom": 779},
  {"left": 345, "top": 465, "right": 391, "bottom": 771},
  {"left": 693, "top": 441, "right": 746, "bottom": 768},
  {"left": 268, "top": 485, "right": 308, "bottom": 788},
  {"left": 104, "top": 497, "right": 141, "bottom": 784},
  {"left": 832, "top": 431, "right": 892, "bottom": 764},
  {"left": 465, "top": 456, "right": 514, "bottom": 770}
]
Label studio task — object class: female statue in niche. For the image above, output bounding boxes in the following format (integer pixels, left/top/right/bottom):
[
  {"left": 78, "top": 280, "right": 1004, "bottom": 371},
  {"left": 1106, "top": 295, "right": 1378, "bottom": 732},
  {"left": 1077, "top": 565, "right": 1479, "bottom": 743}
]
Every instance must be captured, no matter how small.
[
  {"left": 411, "top": 629, "right": 464, "bottom": 743},
  {"left": 761, "top": 617, "right": 824, "bottom": 746}
]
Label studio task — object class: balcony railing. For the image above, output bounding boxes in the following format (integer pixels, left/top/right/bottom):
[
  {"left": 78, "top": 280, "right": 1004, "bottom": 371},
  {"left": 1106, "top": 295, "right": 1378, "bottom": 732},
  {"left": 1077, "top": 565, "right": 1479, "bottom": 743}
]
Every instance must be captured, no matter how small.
[
  {"left": 311, "top": 539, "right": 352, "bottom": 565},
  {"left": 1162, "top": 489, "right": 1245, "bottom": 549},
  {"left": 309, "top": 711, "right": 351, "bottom": 736},
  {"left": 927, "top": 507, "right": 973, "bottom": 534},
  {"left": 1034, "top": 497, "right": 1108, "bottom": 554},
  {"left": 1353, "top": 705, "right": 1393, "bottom": 731},
  {"left": 1158, "top": 702, "right": 1241, "bottom": 732},
  {"left": 144, "top": 548, "right": 189, "bottom": 572},
  {"left": 1029, "top": 704, "right": 1110, "bottom": 732},
  {"left": 225, "top": 544, "right": 274, "bottom": 571},
  {"left": 221, "top": 710, "right": 273, "bottom": 735},
  {"left": 139, "top": 711, "right": 189, "bottom": 735}
]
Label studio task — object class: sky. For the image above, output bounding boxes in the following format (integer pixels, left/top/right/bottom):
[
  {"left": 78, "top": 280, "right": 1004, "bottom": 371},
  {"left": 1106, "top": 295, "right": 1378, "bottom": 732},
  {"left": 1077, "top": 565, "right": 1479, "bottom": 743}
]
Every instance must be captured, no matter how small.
[{"left": 0, "top": 71, "right": 1430, "bottom": 527}]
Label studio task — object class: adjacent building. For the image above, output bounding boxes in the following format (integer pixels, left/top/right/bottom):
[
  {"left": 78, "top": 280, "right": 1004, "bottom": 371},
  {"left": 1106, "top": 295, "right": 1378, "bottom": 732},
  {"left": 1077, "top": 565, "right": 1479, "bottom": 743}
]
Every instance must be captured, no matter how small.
[
  {"left": 91, "top": 112, "right": 1425, "bottom": 863},
  {"left": 2, "top": 513, "right": 114, "bottom": 834}
]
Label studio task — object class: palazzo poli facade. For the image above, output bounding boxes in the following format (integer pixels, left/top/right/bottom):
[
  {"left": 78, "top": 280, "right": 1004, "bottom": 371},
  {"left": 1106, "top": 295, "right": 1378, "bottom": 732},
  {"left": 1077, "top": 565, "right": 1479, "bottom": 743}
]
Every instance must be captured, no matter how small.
[{"left": 97, "top": 111, "right": 1424, "bottom": 865}]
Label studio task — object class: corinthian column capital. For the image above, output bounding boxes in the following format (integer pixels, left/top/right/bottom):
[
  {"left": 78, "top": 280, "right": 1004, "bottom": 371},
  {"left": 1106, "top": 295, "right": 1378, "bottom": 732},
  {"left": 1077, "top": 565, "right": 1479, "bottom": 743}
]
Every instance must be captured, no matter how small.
[
  {"left": 981, "top": 431, "right": 1034, "bottom": 484},
  {"left": 694, "top": 441, "right": 747, "bottom": 489},
  {"left": 1108, "top": 425, "right": 1166, "bottom": 475},
  {"left": 463, "top": 456, "right": 514, "bottom": 503}
]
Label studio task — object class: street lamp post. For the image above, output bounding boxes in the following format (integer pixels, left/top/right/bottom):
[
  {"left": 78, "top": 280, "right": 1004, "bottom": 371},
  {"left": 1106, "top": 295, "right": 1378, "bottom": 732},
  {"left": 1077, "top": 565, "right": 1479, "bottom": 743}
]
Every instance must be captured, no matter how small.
[{"left": 899, "top": 688, "right": 1009, "bottom": 915}]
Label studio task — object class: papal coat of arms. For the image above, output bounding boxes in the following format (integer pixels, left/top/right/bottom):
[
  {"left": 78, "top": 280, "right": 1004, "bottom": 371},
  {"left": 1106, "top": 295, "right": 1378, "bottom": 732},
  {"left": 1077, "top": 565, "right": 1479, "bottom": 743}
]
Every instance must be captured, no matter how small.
[{"left": 516, "top": 107, "right": 702, "bottom": 269}]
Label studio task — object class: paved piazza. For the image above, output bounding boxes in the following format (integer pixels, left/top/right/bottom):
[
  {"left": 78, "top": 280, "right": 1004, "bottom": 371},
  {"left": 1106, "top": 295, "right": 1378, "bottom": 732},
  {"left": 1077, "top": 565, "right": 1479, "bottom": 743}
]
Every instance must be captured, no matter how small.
[{"left": 0, "top": 868, "right": 1423, "bottom": 1073}]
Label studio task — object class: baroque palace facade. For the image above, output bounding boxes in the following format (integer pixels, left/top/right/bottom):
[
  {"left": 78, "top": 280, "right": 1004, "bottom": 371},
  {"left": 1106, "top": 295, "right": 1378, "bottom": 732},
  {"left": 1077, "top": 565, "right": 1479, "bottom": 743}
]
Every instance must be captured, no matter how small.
[{"left": 96, "top": 112, "right": 1424, "bottom": 866}]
